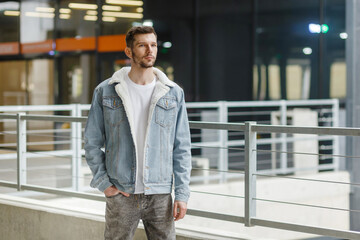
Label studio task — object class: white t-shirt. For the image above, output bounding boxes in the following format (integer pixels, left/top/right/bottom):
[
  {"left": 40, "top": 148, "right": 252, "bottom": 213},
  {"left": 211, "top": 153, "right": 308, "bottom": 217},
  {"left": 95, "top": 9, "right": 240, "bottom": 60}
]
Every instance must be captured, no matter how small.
[{"left": 125, "top": 75, "right": 156, "bottom": 194}]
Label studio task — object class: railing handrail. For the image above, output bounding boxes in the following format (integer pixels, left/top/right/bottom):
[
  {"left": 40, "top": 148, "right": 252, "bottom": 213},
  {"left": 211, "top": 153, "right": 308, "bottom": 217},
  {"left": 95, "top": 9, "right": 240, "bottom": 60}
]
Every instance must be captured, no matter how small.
[
  {"left": 0, "top": 99, "right": 338, "bottom": 111},
  {"left": 0, "top": 113, "right": 354, "bottom": 136},
  {"left": 189, "top": 120, "right": 360, "bottom": 136},
  {"left": 0, "top": 104, "right": 80, "bottom": 112}
]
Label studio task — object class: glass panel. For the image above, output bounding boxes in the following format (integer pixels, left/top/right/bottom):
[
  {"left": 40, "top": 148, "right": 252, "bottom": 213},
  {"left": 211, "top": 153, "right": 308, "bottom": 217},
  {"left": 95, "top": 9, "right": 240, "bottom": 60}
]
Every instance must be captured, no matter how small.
[
  {"left": 0, "top": 60, "right": 27, "bottom": 105},
  {"left": 100, "top": 0, "right": 144, "bottom": 35},
  {"left": 256, "top": 0, "right": 320, "bottom": 100},
  {"left": 325, "top": 0, "right": 346, "bottom": 99},
  {"left": 145, "top": 0, "right": 253, "bottom": 101},
  {"left": 20, "top": 0, "right": 54, "bottom": 43},
  {"left": 198, "top": 0, "right": 252, "bottom": 101},
  {"left": 58, "top": 0, "right": 97, "bottom": 38},
  {"left": 0, "top": 59, "right": 54, "bottom": 105},
  {"left": 59, "top": 54, "right": 95, "bottom": 104},
  {"left": 28, "top": 59, "right": 54, "bottom": 105},
  {"left": 0, "top": 1, "right": 20, "bottom": 42}
]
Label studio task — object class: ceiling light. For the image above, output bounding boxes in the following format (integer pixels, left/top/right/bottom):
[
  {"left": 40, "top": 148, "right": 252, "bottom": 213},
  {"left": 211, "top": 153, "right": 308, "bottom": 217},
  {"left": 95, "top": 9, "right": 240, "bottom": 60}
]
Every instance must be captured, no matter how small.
[
  {"left": 4, "top": 10, "right": 20, "bottom": 16},
  {"left": 102, "top": 16, "right": 116, "bottom": 22},
  {"left": 143, "top": 20, "right": 153, "bottom": 26},
  {"left": 86, "top": 10, "right": 97, "bottom": 15},
  {"left": 36, "top": 7, "right": 55, "bottom": 13},
  {"left": 25, "top": 12, "right": 55, "bottom": 18},
  {"left": 163, "top": 42, "right": 172, "bottom": 48},
  {"left": 303, "top": 47, "right": 312, "bottom": 55},
  {"left": 69, "top": 3, "right": 97, "bottom": 10},
  {"left": 102, "top": 5, "right": 121, "bottom": 11},
  {"left": 136, "top": 7, "right": 143, "bottom": 13},
  {"left": 102, "top": 11, "right": 143, "bottom": 19},
  {"left": 340, "top": 32, "right": 348, "bottom": 40},
  {"left": 60, "top": 8, "right": 71, "bottom": 14},
  {"left": 84, "top": 15, "right": 97, "bottom": 21},
  {"left": 105, "top": 0, "right": 143, "bottom": 6},
  {"left": 309, "top": 23, "right": 321, "bottom": 34},
  {"left": 60, "top": 14, "right": 71, "bottom": 19}
]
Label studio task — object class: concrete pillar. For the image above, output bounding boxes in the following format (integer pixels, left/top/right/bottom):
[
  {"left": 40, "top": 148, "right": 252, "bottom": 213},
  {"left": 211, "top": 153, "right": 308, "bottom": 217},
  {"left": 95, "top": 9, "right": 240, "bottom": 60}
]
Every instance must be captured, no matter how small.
[{"left": 346, "top": 0, "right": 360, "bottom": 231}]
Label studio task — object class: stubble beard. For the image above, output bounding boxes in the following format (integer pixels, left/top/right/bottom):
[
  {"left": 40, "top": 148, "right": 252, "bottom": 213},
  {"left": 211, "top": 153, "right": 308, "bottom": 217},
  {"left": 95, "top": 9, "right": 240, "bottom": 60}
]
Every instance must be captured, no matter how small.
[{"left": 132, "top": 50, "right": 156, "bottom": 69}]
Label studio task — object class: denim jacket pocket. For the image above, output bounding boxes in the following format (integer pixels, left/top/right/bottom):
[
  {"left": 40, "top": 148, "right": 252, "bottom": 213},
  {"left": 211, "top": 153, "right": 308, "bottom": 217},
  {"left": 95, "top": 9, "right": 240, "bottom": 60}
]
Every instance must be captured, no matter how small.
[
  {"left": 102, "top": 96, "right": 125, "bottom": 126},
  {"left": 155, "top": 97, "right": 177, "bottom": 127}
]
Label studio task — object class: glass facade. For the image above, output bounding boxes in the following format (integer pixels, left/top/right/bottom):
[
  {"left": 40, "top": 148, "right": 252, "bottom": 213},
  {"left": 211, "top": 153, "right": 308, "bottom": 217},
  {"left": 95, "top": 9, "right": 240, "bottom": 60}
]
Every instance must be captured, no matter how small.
[
  {"left": 0, "top": 0, "right": 346, "bottom": 105},
  {"left": 20, "top": 0, "right": 55, "bottom": 43},
  {"left": 254, "top": 0, "right": 346, "bottom": 100},
  {"left": 57, "top": 0, "right": 96, "bottom": 38}
]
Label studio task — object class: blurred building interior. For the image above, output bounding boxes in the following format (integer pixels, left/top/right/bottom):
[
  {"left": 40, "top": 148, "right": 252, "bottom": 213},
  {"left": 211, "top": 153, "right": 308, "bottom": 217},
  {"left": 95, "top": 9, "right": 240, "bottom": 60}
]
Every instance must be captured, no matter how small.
[{"left": 0, "top": 0, "right": 346, "bottom": 105}]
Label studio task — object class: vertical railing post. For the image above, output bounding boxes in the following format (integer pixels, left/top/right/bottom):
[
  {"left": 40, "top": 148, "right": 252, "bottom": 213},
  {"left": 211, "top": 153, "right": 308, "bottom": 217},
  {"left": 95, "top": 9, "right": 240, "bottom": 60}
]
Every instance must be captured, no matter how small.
[
  {"left": 76, "top": 104, "right": 83, "bottom": 190},
  {"left": 71, "top": 104, "right": 82, "bottom": 191},
  {"left": 280, "top": 100, "right": 288, "bottom": 174},
  {"left": 332, "top": 98, "right": 340, "bottom": 170},
  {"left": 245, "top": 121, "right": 257, "bottom": 227},
  {"left": 218, "top": 101, "right": 229, "bottom": 182},
  {"left": 17, "top": 112, "right": 27, "bottom": 191}
]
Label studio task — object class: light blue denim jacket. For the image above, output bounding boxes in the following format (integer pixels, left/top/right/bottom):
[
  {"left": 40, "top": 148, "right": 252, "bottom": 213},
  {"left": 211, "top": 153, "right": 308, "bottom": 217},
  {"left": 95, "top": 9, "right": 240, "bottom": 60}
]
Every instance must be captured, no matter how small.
[{"left": 84, "top": 67, "right": 192, "bottom": 202}]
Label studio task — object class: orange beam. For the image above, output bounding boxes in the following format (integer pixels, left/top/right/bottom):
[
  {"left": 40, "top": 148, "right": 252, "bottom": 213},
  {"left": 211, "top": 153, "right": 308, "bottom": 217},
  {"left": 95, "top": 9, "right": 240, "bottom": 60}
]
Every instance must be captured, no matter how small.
[
  {"left": 98, "top": 34, "right": 126, "bottom": 52},
  {"left": 56, "top": 37, "right": 96, "bottom": 52},
  {"left": 0, "top": 35, "right": 127, "bottom": 56}
]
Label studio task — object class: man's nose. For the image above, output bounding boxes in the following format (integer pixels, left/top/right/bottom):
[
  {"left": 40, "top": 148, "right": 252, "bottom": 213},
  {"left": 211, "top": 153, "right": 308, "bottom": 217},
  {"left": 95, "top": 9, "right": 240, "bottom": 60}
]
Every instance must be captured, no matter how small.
[{"left": 146, "top": 45, "right": 152, "bottom": 53}]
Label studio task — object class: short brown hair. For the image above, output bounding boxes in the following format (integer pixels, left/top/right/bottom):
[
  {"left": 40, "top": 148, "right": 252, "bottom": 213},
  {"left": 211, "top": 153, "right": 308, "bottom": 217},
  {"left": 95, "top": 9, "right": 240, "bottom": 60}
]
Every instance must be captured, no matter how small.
[{"left": 125, "top": 26, "right": 157, "bottom": 48}]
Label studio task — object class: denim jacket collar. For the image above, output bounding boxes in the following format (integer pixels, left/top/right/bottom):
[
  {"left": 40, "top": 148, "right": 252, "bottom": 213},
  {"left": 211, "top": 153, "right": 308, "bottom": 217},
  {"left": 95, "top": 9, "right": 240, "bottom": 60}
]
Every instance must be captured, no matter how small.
[{"left": 108, "top": 66, "right": 175, "bottom": 87}]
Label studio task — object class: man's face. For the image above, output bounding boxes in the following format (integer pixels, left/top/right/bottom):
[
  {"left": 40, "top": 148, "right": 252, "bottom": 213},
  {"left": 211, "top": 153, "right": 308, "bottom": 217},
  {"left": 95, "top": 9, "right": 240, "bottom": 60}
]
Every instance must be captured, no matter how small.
[{"left": 129, "top": 33, "right": 157, "bottom": 68}]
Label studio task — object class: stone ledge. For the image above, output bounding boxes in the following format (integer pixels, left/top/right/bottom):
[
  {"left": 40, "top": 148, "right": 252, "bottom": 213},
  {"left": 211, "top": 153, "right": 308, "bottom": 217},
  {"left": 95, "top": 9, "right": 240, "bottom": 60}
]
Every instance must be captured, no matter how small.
[{"left": 0, "top": 194, "right": 231, "bottom": 240}]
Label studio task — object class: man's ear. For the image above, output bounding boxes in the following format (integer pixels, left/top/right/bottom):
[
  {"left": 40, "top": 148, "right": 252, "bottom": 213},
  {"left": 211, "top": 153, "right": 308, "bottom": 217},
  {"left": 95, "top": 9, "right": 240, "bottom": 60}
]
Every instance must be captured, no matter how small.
[{"left": 125, "top": 47, "right": 132, "bottom": 59}]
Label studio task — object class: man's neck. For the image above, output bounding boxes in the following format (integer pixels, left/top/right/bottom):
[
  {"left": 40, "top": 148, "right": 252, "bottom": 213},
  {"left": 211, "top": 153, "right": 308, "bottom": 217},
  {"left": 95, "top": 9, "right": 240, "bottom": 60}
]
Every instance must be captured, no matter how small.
[{"left": 128, "top": 66, "right": 155, "bottom": 85}]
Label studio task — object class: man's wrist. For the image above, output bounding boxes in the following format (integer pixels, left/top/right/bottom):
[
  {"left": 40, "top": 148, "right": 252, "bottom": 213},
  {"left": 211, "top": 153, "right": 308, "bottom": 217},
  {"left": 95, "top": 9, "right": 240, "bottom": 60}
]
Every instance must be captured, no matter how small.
[{"left": 174, "top": 193, "right": 189, "bottom": 203}]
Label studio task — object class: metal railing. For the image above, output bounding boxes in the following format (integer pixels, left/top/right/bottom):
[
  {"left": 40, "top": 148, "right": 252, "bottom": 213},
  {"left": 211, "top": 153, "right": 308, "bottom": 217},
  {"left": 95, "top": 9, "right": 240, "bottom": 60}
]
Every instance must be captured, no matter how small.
[
  {"left": 186, "top": 99, "right": 340, "bottom": 183},
  {"left": 0, "top": 111, "right": 359, "bottom": 239},
  {"left": 0, "top": 99, "right": 340, "bottom": 184},
  {"left": 189, "top": 121, "right": 359, "bottom": 239}
]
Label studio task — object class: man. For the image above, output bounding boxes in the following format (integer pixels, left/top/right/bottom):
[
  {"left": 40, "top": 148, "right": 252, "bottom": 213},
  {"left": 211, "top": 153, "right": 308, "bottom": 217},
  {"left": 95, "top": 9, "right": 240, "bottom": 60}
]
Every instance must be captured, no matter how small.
[{"left": 84, "top": 26, "right": 192, "bottom": 240}]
